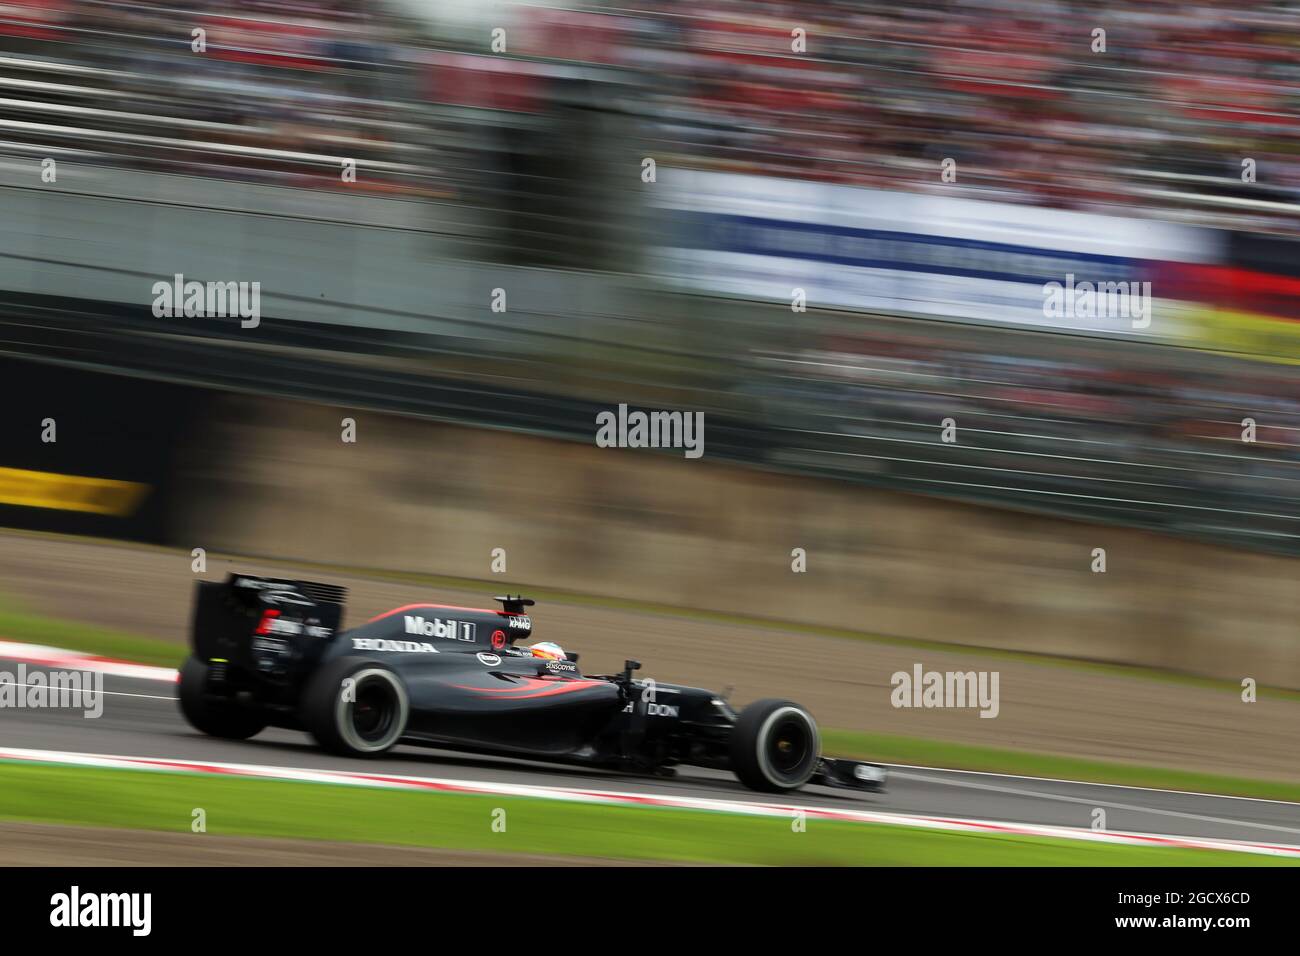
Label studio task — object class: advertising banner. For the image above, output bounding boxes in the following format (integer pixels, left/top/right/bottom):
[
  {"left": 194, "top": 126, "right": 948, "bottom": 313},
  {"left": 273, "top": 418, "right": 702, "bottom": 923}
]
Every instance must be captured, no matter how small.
[{"left": 655, "top": 169, "right": 1223, "bottom": 342}]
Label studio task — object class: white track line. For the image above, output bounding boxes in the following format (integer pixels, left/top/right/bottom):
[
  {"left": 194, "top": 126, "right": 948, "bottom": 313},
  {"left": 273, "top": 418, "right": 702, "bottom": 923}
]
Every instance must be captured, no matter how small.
[
  {"left": 886, "top": 762, "right": 1300, "bottom": 809},
  {"left": 1, "top": 680, "right": 177, "bottom": 702},
  {"left": 0, "top": 747, "right": 1297, "bottom": 859},
  {"left": 890, "top": 769, "right": 1300, "bottom": 838}
]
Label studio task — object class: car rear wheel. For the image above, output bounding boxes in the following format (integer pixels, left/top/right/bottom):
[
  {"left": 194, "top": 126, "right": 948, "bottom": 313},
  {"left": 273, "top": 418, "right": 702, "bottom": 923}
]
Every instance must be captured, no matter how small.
[
  {"left": 729, "top": 698, "right": 820, "bottom": 792},
  {"left": 301, "top": 657, "right": 409, "bottom": 756},
  {"left": 178, "top": 655, "right": 267, "bottom": 740}
]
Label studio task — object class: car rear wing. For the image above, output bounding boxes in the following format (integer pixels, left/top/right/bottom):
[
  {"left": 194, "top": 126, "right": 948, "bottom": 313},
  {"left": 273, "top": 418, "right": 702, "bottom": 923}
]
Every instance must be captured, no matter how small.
[{"left": 190, "top": 573, "right": 347, "bottom": 677}]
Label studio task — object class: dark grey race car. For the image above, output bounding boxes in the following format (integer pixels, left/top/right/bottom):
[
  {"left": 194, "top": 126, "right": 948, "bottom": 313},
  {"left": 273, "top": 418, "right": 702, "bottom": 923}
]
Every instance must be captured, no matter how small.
[{"left": 179, "top": 573, "right": 886, "bottom": 794}]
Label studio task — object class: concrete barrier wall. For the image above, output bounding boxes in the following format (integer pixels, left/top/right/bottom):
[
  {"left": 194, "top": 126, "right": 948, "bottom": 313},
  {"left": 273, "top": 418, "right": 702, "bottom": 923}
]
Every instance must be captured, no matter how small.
[
  {"left": 0, "top": 161, "right": 645, "bottom": 349},
  {"left": 177, "top": 394, "right": 1300, "bottom": 687}
]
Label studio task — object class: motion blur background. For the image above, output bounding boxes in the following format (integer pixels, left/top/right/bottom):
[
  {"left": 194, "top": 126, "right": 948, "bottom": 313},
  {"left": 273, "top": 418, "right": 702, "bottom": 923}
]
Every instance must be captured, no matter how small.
[{"left": 0, "top": 0, "right": 1298, "bottom": 682}]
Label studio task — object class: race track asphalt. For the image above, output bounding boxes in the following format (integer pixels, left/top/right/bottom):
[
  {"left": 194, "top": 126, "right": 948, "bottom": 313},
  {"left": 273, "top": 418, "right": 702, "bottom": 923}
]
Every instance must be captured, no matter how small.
[{"left": 2, "top": 659, "right": 1298, "bottom": 848}]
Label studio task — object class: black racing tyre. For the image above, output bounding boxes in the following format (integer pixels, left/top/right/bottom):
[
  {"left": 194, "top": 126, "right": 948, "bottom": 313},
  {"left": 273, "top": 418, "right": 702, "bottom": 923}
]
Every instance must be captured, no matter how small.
[
  {"left": 729, "top": 698, "right": 821, "bottom": 792},
  {"left": 178, "top": 655, "right": 267, "bottom": 740},
  {"left": 301, "top": 657, "right": 410, "bottom": 757}
]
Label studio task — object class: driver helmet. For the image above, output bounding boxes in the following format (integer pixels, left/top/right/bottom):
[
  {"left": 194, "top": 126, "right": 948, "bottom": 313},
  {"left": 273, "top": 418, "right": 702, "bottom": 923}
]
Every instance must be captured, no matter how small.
[{"left": 528, "top": 641, "right": 566, "bottom": 661}]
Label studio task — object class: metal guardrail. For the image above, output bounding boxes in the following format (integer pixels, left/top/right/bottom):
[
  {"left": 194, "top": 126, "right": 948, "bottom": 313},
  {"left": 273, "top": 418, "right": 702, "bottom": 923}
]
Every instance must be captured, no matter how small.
[
  {"left": 0, "top": 50, "right": 445, "bottom": 192},
  {"left": 0, "top": 118, "right": 425, "bottom": 175}
]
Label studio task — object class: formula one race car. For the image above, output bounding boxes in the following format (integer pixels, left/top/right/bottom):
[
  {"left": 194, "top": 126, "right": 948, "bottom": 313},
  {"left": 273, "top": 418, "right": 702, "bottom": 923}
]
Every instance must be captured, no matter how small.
[{"left": 179, "top": 574, "right": 886, "bottom": 794}]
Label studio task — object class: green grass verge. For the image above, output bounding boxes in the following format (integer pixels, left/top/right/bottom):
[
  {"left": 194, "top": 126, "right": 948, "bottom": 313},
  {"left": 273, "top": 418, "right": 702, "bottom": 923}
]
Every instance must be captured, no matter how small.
[
  {"left": 0, "top": 761, "right": 1290, "bottom": 866},
  {"left": 824, "top": 730, "right": 1300, "bottom": 805},
  {"left": 0, "top": 597, "right": 183, "bottom": 669}
]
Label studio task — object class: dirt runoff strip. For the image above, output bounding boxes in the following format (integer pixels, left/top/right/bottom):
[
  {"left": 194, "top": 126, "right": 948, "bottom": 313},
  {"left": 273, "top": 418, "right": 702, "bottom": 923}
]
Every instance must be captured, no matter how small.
[
  {"left": 1, "top": 531, "right": 1298, "bottom": 785},
  {"left": 0, "top": 822, "right": 660, "bottom": 867}
]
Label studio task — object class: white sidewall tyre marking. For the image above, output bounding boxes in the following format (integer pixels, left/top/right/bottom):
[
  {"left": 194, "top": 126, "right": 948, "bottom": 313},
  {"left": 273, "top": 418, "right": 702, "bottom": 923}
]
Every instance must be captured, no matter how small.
[
  {"left": 336, "top": 668, "right": 409, "bottom": 753},
  {"left": 755, "top": 706, "right": 820, "bottom": 789}
]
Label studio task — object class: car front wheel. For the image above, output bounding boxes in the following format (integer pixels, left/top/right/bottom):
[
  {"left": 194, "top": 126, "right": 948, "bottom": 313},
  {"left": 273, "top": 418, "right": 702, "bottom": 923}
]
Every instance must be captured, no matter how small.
[{"left": 729, "top": 698, "right": 821, "bottom": 792}]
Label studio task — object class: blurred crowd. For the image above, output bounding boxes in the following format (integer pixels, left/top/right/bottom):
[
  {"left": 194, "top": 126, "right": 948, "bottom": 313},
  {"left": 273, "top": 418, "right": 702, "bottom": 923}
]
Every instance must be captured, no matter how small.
[
  {"left": 2, "top": 0, "right": 1297, "bottom": 228},
  {"left": 635, "top": 0, "right": 1300, "bottom": 232}
]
